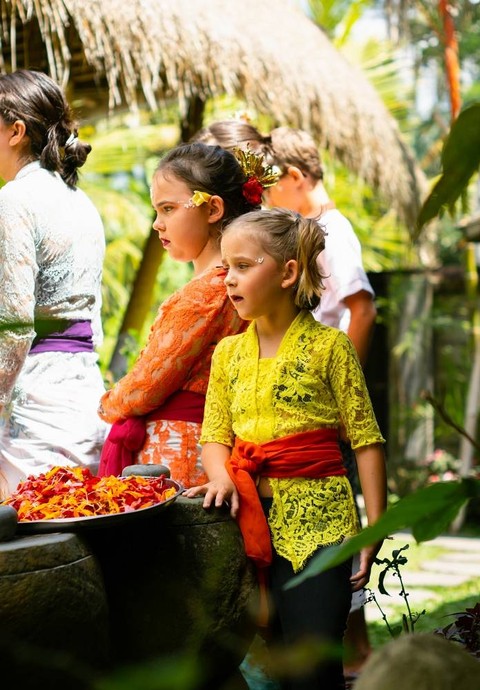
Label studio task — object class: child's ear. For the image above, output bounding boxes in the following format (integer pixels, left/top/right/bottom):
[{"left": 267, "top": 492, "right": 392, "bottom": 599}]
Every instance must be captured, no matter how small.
[
  {"left": 285, "top": 166, "right": 305, "bottom": 185},
  {"left": 9, "top": 120, "right": 27, "bottom": 147},
  {"left": 207, "top": 195, "right": 225, "bottom": 224},
  {"left": 282, "top": 259, "right": 299, "bottom": 288}
]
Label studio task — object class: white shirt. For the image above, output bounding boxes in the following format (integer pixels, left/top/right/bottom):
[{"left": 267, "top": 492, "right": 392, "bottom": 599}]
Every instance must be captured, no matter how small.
[{"left": 312, "top": 208, "right": 374, "bottom": 332}]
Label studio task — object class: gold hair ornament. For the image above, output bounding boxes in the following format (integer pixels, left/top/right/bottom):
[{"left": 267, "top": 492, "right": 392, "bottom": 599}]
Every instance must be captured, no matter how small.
[{"left": 233, "top": 146, "right": 281, "bottom": 206}]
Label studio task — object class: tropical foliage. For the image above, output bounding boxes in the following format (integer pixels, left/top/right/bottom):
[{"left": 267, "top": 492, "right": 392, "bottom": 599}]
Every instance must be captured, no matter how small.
[
  {"left": 416, "top": 103, "right": 480, "bottom": 234},
  {"left": 289, "top": 478, "right": 480, "bottom": 587}
]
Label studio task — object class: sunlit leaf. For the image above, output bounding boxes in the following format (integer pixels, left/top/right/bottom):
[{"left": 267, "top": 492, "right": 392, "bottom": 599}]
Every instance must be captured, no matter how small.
[
  {"left": 416, "top": 103, "right": 480, "bottom": 236},
  {"left": 285, "top": 478, "right": 479, "bottom": 589}
]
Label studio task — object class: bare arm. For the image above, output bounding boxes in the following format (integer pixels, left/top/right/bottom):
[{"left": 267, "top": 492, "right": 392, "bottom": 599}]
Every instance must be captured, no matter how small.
[
  {"left": 350, "top": 443, "right": 387, "bottom": 590},
  {"left": 344, "top": 290, "right": 377, "bottom": 368},
  {"left": 183, "top": 442, "right": 239, "bottom": 517}
]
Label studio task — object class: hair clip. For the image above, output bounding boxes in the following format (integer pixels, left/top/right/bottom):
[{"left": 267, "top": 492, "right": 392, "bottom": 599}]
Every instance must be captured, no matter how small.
[
  {"left": 191, "top": 191, "right": 212, "bottom": 206},
  {"left": 233, "top": 146, "right": 281, "bottom": 206},
  {"left": 64, "top": 132, "right": 77, "bottom": 148},
  {"left": 177, "top": 191, "right": 211, "bottom": 209},
  {"left": 255, "top": 257, "right": 265, "bottom": 264}
]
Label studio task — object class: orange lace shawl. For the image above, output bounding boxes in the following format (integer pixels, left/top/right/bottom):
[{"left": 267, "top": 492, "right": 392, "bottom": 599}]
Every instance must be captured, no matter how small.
[{"left": 99, "top": 267, "right": 246, "bottom": 423}]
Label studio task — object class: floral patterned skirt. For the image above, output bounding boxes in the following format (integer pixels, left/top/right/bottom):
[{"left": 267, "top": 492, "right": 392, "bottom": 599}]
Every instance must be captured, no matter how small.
[{"left": 136, "top": 418, "right": 207, "bottom": 489}]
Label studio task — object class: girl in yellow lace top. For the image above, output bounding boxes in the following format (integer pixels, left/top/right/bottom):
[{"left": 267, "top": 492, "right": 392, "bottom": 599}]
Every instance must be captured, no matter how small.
[{"left": 185, "top": 207, "right": 387, "bottom": 690}]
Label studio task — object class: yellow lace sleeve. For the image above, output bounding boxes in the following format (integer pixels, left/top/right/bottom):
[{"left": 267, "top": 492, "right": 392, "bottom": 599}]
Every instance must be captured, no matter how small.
[
  {"left": 326, "top": 330, "right": 384, "bottom": 448},
  {"left": 200, "top": 337, "right": 236, "bottom": 447}
]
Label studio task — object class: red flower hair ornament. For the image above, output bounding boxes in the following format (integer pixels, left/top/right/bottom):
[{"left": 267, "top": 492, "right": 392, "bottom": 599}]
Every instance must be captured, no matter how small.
[
  {"left": 233, "top": 146, "right": 281, "bottom": 207},
  {"left": 242, "top": 177, "right": 264, "bottom": 206}
]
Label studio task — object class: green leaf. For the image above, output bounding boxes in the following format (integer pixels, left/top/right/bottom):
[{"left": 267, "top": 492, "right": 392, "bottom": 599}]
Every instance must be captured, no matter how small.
[
  {"left": 285, "top": 479, "right": 479, "bottom": 589},
  {"left": 416, "top": 103, "right": 480, "bottom": 236},
  {"left": 391, "top": 624, "right": 403, "bottom": 638},
  {"left": 377, "top": 568, "right": 391, "bottom": 596},
  {"left": 411, "top": 495, "right": 468, "bottom": 542},
  {"left": 95, "top": 653, "right": 200, "bottom": 690}
]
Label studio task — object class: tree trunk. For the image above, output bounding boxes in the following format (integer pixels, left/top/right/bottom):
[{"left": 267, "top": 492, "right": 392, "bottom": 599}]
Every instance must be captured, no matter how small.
[
  {"left": 179, "top": 94, "right": 207, "bottom": 143},
  {"left": 451, "top": 245, "right": 480, "bottom": 532},
  {"left": 388, "top": 272, "right": 435, "bottom": 485}
]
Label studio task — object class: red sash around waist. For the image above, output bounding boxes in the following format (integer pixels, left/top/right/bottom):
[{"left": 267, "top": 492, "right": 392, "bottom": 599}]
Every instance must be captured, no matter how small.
[
  {"left": 98, "top": 390, "right": 205, "bottom": 477},
  {"left": 226, "top": 428, "right": 345, "bottom": 568},
  {"left": 147, "top": 390, "right": 205, "bottom": 425}
]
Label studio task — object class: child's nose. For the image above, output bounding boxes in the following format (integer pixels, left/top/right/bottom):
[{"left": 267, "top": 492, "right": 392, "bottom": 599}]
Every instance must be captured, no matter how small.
[
  {"left": 224, "top": 271, "right": 236, "bottom": 286},
  {"left": 152, "top": 216, "right": 165, "bottom": 233}
]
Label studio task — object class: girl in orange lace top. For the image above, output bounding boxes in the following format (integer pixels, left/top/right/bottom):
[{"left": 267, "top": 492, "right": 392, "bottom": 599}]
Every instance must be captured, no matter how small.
[
  {"left": 185, "top": 208, "right": 387, "bottom": 690},
  {"left": 97, "top": 143, "right": 262, "bottom": 487}
]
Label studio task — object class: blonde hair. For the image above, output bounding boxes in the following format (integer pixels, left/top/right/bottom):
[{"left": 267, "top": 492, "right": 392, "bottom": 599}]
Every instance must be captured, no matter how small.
[{"left": 225, "top": 208, "right": 326, "bottom": 310}]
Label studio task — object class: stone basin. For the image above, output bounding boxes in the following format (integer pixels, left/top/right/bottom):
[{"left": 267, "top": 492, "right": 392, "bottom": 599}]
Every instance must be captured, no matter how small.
[
  {"left": 0, "top": 531, "right": 109, "bottom": 689},
  {"left": 0, "top": 496, "right": 256, "bottom": 689}
]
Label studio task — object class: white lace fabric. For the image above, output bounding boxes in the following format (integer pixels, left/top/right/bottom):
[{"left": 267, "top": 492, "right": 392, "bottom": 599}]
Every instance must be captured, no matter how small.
[{"left": 0, "top": 162, "right": 105, "bottom": 404}]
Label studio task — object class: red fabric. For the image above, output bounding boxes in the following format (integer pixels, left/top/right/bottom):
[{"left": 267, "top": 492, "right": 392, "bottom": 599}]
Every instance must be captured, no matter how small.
[
  {"left": 147, "top": 390, "right": 205, "bottom": 424},
  {"left": 98, "top": 417, "right": 147, "bottom": 477},
  {"left": 98, "top": 391, "right": 205, "bottom": 478},
  {"left": 226, "top": 428, "right": 345, "bottom": 568}
]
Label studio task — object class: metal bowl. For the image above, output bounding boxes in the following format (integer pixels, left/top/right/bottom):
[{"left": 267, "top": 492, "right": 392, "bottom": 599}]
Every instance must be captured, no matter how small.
[{"left": 14, "top": 478, "right": 183, "bottom": 534}]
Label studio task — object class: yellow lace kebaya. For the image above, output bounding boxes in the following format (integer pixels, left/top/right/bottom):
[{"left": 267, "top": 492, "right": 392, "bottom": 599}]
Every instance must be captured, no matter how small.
[{"left": 201, "top": 310, "right": 385, "bottom": 572}]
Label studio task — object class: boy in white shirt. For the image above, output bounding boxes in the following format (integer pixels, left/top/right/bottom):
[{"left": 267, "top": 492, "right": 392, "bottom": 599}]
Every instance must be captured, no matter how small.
[{"left": 264, "top": 126, "right": 376, "bottom": 366}]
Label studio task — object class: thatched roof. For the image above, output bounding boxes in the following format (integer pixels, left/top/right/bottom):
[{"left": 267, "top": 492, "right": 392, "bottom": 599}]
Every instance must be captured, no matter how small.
[{"left": 0, "top": 0, "right": 426, "bottom": 226}]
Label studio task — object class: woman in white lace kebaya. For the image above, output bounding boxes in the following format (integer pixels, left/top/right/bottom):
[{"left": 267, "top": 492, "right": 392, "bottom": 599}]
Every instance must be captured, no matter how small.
[{"left": 0, "top": 69, "right": 108, "bottom": 498}]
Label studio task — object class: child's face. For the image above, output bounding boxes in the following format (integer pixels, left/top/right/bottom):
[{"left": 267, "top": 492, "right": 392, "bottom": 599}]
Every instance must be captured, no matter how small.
[
  {"left": 151, "top": 172, "right": 212, "bottom": 264},
  {"left": 221, "top": 227, "right": 287, "bottom": 322},
  {"left": 263, "top": 170, "right": 303, "bottom": 213}
]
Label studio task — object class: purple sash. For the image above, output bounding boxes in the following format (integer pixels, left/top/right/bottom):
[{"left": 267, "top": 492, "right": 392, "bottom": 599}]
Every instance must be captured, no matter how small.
[{"left": 30, "top": 320, "right": 94, "bottom": 354}]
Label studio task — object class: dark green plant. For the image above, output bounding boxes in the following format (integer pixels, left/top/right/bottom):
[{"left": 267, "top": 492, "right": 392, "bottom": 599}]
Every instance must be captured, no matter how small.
[{"left": 366, "top": 543, "right": 426, "bottom": 638}]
